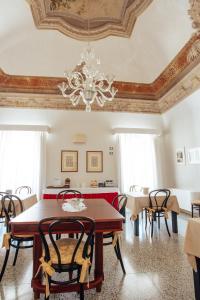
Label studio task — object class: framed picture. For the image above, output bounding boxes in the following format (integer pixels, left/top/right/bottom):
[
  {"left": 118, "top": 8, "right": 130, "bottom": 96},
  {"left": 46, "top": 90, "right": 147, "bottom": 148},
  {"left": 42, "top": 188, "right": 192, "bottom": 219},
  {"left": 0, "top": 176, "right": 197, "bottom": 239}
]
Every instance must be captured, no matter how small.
[
  {"left": 187, "top": 147, "right": 200, "bottom": 164},
  {"left": 176, "top": 148, "right": 185, "bottom": 165},
  {"left": 86, "top": 151, "right": 103, "bottom": 172},
  {"left": 61, "top": 150, "right": 78, "bottom": 172}
]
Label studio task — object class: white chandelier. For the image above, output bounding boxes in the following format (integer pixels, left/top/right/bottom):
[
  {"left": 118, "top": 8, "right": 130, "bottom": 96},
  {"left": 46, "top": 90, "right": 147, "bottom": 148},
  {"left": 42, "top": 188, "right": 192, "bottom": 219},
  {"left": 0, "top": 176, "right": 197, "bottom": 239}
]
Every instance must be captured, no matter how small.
[{"left": 58, "top": 44, "right": 118, "bottom": 112}]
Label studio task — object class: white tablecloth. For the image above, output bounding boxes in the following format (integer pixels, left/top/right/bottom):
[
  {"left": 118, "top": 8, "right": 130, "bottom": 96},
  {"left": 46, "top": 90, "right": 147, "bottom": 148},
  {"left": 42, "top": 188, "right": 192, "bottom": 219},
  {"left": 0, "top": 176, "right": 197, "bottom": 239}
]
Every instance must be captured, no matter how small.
[
  {"left": 184, "top": 218, "right": 200, "bottom": 271},
  {"left": 0, "top": 193, "right": 38, "bottom": 215},
  {"left": 126, "top": 192, "right": 180, "bottom": 220}
]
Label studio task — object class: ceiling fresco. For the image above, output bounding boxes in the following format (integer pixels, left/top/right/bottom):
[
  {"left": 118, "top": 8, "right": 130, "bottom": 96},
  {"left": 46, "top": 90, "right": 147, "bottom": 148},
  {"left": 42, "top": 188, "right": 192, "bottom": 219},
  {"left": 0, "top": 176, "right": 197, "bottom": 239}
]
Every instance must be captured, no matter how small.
[{"left": 28, "top": 0, "right": 153, "bottom": 40}]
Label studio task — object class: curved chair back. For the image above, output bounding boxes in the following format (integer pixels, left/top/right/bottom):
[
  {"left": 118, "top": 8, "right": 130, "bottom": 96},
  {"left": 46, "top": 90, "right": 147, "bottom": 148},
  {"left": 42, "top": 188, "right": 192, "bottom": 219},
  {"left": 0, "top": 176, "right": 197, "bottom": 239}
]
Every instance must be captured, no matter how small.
[
  {"left": 15, "top": 186, "right": 32, "bottom": 194},
  {"left": 149, "top": 189, "right": 171, "bottom": 210},
  {"left": 56, "top": 189, "right": 82, "bottom": 200},
  {"left": 112, "top": 194, "right": 127, "bottom": 216},
  {"left": 38, "top": 216, "right": 95, "bottom": 274},
  {"left": 0, "top": 192, "right": 9, "bottom": 221},
  {"left": 1, "top": 194, "right": 23, "bottom": 231}
]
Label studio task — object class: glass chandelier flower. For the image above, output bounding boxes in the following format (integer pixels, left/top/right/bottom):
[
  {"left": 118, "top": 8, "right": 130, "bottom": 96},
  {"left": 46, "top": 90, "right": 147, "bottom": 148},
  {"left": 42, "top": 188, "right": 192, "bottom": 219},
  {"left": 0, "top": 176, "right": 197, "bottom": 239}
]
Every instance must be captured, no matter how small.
[{"left": 58, "top": 44, "right": 118, "bottom": 112}]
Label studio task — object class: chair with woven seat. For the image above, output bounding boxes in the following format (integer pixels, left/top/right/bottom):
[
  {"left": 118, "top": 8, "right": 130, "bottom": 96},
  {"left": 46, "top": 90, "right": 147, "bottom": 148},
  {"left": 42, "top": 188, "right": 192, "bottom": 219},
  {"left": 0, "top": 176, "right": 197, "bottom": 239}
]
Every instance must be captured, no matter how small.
[
  {"left": 0, "top": 194, "right": 34, "bottom": 281},
  {"left": 15, "top": 186, "right": 32, "bottom": 194},
  {"left": 191, "top": 200, "right": 200, "bottom": 217},
  {"left": 37, "top": 216, "right": 95, "bottom": 300},
  {"left": 56, "top": 189, "right": 82, "bottom": 201},
  {"left": 145, "top": 189, "right": 171, "bottom": 237},
  {"left": 103, "top": 194, "right": 127, "bottom": 274}
]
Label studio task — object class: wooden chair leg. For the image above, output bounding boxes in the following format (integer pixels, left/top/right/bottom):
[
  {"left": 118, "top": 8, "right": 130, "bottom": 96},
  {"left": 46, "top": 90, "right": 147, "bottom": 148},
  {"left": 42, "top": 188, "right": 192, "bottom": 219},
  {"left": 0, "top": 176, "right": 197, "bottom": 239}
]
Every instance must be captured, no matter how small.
[
  {"left": 145, "top": 210, "right": 147, "bottom": 230},
  {"left": 192, "top": 205, "right": 194, "bottom": 218},
  {"left": 13, "top": 241, "right": 20, "bottom": 266},
  {"left": 199, "top": 206, "right": 200, "bottom": 217},
  {"left": 158, "top": 213, "right": 160, "bottom": 229},
  {"left": 164, "top": 218, "right": 171, "bottom": 237},
  {"left": 45, "top": 276, "right": 51, "bottom": 300},
  {"left": 151, "top": 214, "right": 154, "bottom": 237},
  {"left": 89, "top": 235, "right": 94, "bottom": 274},
  {"left": 0, "top": 249, "right": 10, "bottom": 281},
  {"left": 114, "top": 244, "right": 119, "bottom": 259},
  {"left": 116, "top": 240, "right": 126, "bottom": 274},
  {"left": 80, "top": 283, "right": 84, "bottom": 300}
]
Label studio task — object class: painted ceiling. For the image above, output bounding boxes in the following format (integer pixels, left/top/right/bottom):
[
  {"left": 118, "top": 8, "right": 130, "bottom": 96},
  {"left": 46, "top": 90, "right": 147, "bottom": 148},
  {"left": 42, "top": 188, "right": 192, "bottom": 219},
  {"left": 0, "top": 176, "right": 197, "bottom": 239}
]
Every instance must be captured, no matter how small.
[{"left": 0, "top": 0, "right": 200, "bottom": 113}]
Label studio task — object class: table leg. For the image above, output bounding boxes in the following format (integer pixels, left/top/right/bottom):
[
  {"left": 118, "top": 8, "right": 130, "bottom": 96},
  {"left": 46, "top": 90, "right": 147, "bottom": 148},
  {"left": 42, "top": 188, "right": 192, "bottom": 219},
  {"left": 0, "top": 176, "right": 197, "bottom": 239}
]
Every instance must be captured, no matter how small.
[
  {"left": 171, "top": 211, "right": 178, "bottom": 233},
  {"left": 134, "top": 215, "right": 139, "bottom": 236},
  {"left": 32, "top": 234, "right": 42, "bottom": 299},
  {"left": 193, "top": 257, "right": 200, "bottom": 300},
  {"left": 95, "top": 232, "right": 104, "bottom": 292}
]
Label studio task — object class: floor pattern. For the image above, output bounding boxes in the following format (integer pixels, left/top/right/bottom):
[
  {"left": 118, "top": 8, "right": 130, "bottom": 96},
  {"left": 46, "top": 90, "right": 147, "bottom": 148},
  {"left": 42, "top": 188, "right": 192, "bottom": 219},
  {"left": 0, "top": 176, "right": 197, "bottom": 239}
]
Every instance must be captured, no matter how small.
[{"left": 0, "top": 212, "right": 195, "bottom": 300}]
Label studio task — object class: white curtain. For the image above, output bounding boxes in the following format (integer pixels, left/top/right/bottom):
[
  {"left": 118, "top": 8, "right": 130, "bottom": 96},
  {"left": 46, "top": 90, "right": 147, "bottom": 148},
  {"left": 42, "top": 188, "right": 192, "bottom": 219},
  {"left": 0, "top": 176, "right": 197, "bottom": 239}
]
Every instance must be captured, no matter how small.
[
  {"left": 0, "top": 130, "right": 45, "bottom": 197},
  {"left": 118, "top": 133, "right": 158, "bottom": 193}
]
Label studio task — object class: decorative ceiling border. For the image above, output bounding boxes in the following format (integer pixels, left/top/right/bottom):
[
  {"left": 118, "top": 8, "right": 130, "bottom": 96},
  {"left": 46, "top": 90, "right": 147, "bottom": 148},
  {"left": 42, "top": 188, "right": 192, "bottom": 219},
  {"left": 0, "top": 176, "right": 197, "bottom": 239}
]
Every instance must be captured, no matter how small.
[
  {"left": 0, "top": 93, "right": 160, "bottom": 113},
  {"left": 0, "top": 35, "right": 200, "bottom": 113},
  {"left": 27, "top": 0, "right": 153, "bottom": 41},
  {"left": 159, "top": 63, "right": 200, "bottom": 113}
]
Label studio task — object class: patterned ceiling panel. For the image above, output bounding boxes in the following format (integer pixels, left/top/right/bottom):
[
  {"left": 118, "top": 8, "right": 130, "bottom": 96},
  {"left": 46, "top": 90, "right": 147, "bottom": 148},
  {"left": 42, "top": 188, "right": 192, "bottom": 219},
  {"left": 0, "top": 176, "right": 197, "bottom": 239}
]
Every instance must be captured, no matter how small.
[{"left": 27, "top": 0, "right": 153, "bottom": 40}]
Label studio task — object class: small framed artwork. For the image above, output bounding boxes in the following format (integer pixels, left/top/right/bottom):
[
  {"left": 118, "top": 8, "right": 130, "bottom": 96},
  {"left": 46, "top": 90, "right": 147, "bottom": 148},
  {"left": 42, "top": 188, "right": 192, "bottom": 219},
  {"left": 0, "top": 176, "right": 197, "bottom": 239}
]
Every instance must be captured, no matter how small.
[
  {"left": 176, "top": 148, "right": 185, "bottom": 165},
  {"left": 86, "top": 151, "right": 103, "bottom": 172},
  {"left": 61, "top": 150, "right": 78, "bottom": 172},
  {"left": 187, "top": 147, "right": 200, "bottom": 164}
]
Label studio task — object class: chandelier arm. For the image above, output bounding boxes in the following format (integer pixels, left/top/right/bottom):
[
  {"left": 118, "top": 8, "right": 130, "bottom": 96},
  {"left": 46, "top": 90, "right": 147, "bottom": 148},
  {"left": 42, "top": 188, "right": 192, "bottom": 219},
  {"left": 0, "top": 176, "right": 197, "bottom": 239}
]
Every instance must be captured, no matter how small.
[
  {"left": 95, "top": 80, "right": 113, "bottom": 92},
  {"left": 66, "top": 72, "right": 85, "bottom": 90},
  {"left": 96, "top": 87, "right": 117, "bottom": 102},
  {"left": 96, "top": 91, "right": 112, "bottom": 102},
  {"left": 67, "top": 87, "right": 83, "bottom": 97}
]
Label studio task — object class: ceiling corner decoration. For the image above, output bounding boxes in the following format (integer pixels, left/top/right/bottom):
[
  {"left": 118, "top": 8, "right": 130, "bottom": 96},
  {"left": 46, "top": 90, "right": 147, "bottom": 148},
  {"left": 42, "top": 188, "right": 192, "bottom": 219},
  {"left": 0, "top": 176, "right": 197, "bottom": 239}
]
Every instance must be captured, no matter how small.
[
  {"left": 187, "top": 0, "right": 200, "bottom": 62},
  {"left": 27, "top": 0, "right": 153, "bottom": 40}
]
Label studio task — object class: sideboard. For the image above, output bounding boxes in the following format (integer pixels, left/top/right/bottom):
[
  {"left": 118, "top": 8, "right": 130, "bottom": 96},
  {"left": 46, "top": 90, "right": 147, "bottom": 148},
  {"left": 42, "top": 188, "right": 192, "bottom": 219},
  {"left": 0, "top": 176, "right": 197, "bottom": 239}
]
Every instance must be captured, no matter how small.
[{"left": 42, "top": 187, "right": 119, "bottom": 205}]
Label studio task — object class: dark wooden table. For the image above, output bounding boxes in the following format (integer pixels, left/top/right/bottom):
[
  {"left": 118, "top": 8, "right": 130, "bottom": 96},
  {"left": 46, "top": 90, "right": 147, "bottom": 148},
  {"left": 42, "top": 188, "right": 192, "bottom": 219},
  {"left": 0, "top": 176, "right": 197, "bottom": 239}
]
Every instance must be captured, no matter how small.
[{"left": 10, "top": 198, "right": 124, "bottom": 299}]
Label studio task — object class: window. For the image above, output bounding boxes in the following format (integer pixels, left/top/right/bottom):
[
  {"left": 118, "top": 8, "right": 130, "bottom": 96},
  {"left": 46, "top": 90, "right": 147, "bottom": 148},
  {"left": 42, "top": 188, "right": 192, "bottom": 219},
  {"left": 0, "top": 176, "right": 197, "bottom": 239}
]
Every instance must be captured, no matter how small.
[
  {"left": 118, "top": 134, "right": 157, "bottom": 193},
  {"left": 0, "top": 130, "right": 45, "bottom": 196}
]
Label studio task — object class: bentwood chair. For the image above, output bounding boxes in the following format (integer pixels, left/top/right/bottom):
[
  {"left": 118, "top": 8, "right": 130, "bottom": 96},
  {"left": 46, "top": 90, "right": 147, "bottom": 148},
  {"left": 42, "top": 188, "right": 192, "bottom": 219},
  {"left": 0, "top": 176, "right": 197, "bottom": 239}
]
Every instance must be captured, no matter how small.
[
  {"left": 15, "top": 186, "right": 32, "bottom": 194},
  {"left": 145, "top": 189, "right": 171, "bottom": 237},
  {"left": 37, "top": 216, "right": 95, "bottom": 300},
  {"left": 0, "top": 194, "right": 34, "bottom": 281},
  {"left": 0, "top": 192, "right": 9, "bottom": 223},
  {"left": 56, "top": 190, "right": 83, "bottom": 239},
  {"left": 56, "top": 189, "right": 82, "bottom": 201},
  {"left": 103, "top": 194, "right": 127, "bottom": 274}
]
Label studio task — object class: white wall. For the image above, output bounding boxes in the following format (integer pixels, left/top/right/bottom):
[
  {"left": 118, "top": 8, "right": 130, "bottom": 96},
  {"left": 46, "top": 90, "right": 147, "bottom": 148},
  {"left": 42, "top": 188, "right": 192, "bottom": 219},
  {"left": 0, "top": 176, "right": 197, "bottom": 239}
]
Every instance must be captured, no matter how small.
[
  {"left": 0, "top": 108, "right": 163, "bottom": 188},
  {"left": 162, "top": 89, "right": 200, "bottom": 190}
]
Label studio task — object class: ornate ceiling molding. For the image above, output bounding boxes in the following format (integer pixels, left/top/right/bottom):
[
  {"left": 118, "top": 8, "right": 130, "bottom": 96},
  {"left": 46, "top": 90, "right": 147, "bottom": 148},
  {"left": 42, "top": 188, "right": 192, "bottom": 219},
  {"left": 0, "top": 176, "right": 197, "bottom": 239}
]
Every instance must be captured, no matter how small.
[
  {"left": 158, "top": 63, "right": 200, "bottom": 113},
  {"left": 0, "top": 36, "right": 200, "bottom": 114},
  {"left": 0, "top": 93, "right": 160, "bottom": 113},
  {"left": 27, "top": 0, "right": 153, "bottom": 40}
]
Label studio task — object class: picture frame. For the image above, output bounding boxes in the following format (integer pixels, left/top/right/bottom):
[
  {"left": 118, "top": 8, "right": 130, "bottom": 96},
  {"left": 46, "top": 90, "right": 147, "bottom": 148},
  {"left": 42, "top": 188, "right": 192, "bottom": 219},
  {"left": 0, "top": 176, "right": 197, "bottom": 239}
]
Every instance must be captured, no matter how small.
[
  {"left": 187, "top": 147, "right": 200, "bottom": 164},
  {"left": 86, "top": 151, "right": 103, "bottom": 172},
  {"left": 176, "top": 148, "right": 185, "bottom": 165},
  {"left": 61, "top": 150, "right": 78, "bottom": 172}
]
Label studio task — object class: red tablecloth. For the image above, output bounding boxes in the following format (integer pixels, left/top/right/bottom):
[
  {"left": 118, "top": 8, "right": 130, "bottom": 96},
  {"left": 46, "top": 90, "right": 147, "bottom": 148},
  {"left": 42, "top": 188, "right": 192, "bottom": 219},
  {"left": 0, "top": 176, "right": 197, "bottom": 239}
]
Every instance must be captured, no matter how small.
[{"left": 43, "top": 192, "right": 118, "bottom": 207}]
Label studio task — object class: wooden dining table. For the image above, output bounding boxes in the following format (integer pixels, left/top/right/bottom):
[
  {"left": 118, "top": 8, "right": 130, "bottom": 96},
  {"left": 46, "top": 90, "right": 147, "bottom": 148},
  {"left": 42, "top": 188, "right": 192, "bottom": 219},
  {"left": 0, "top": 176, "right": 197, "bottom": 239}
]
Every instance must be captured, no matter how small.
[{"left": 9, "top": 198, "right": 124, "bottom": 299}]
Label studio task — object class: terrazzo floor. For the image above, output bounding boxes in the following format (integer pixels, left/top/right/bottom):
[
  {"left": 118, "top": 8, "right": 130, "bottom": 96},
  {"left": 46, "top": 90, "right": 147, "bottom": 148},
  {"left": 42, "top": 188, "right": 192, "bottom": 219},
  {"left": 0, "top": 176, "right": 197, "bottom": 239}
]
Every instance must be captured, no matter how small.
[{"left": 0, "top": 211, "right": 195, "bottom": 300}]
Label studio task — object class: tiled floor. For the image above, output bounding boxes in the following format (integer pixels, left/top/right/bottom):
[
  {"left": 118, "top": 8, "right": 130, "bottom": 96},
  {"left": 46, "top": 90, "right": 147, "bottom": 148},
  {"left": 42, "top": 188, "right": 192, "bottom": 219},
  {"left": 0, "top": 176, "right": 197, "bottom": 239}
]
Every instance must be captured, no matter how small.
[{"left": 0, "top": 211, "right": 195, "bottom": 300}]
